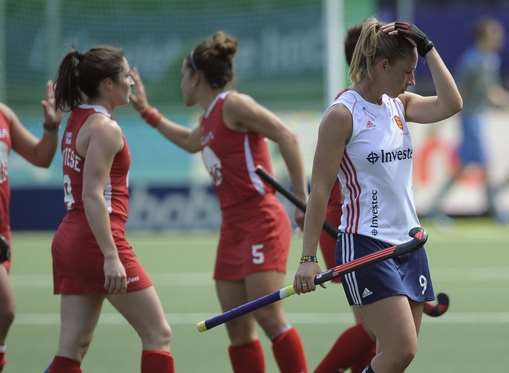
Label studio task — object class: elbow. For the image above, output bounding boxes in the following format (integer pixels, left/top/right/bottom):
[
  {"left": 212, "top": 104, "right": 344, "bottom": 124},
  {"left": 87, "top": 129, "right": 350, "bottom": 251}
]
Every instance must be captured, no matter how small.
[
  {"left": 187, "top": 143, "right": 202, "bottom": 154},
  {"left": 82, "top": 190, "right": 101, "bottom": 207},
  {"left": 452, "top": 94, "right": 463, "bottom": 115},
  {"left": 183, "top": 135, "right": 202, "bottom": 154},
  {"left": 38, "top": 158, "right": 53, "bottom": 168},
  {"left": 30, "top": 150, "right": 56, "bottom": 168},
  {"left": 185, "top": 143, "right": 201, "bottom": 154},
  {"left": 450, "top": 89, "right": 463, "bottom": 115},
  {"left": 31, "top": 158, "right": 52, "bottom": 168},
  {"left": 278, "top": 128, "right": 299, "bottom": 148},
  {"left": 441, "top": 95, "right": 463, "bottom": 119}
]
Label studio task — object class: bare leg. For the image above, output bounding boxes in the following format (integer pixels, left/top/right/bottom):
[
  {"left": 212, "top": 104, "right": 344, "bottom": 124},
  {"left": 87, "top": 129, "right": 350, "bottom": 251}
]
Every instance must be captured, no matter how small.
[
  {"left": 0, "top": 266, "right": 14, "bottom": 372},
  {"left": 246, "top": 271, "right": 289, "bottom": 339},
  {"left": 55, "top": 294, "right": 104, "bottom": 362},
  {"left": 107, "top": 287, "right": 172, "bottom": 351},
  {"left": 358, "top": 296, "right": 418, "bottom": 373},
  {"left": 216, "top": 280, "right": 257, "bottom": 345},
  {"left": 0, "top": 266, "right": 15, "bottom": 346}
]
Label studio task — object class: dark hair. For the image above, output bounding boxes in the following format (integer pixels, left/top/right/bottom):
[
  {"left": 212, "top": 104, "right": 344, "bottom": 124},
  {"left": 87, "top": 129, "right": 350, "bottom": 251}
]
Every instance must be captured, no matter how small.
[
  {"left": 186, "top": 31, "right": 238, "bottom": 89},
  {"left": 344, "top": 23, "right": 363, "bottom": 66},
  {"left": 349, "top": 18, "right": 415, "bottom": 84},
  {"left": 54, "top": 46, "right": 125, "bottom": 111}
]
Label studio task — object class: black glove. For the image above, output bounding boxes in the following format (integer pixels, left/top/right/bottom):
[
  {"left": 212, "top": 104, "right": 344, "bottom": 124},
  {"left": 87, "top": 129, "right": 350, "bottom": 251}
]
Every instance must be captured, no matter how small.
[
  {"left": 395, "top": 22, "right": 434, "bottom": 57},
  {"left": 0, "top": 235, "right": 10, "bottom": 263}
]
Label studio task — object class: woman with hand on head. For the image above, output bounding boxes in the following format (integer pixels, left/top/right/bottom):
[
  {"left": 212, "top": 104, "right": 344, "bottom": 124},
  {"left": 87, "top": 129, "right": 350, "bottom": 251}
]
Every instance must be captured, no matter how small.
[
  {"left": 46, "top": 46, "right": 175, "bottom": 373},
  {"left": 0, "top": 82, "right": 61, "bottom": 372},
  {"left": 131, "top": 31, "right": 308, "bottom": 373},
  {"left": 295, "top": 19, "right": 461, "bottom": 373}
]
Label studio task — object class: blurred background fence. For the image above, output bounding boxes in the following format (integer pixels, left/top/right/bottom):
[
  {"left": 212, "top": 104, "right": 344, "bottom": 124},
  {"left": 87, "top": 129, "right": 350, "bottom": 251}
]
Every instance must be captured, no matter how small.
[{"left": 6, "top": 0, "right": 509, "bottom": 230}]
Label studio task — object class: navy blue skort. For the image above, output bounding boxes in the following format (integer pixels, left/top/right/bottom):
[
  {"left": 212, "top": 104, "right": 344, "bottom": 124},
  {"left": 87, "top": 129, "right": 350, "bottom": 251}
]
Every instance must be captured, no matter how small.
[{"left": 336, "top": 232, "right": 435, "bottom": 306}]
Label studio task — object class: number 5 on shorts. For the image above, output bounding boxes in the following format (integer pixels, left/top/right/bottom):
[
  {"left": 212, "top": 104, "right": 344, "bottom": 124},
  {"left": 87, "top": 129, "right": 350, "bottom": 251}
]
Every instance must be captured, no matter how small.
[{"left": 251, "top": 244, "right": 264, "bottom": 264}]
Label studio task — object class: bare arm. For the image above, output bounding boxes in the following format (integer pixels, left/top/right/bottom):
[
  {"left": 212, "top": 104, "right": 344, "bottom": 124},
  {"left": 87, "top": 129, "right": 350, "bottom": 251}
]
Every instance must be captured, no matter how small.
[
  {"left": 6, "top": 82, "right": 62, "bottom": 167},
  {"left": 155, "top": 117, "right": 203, "bottom": 153},
  {"left": 401, "top": 49, "right": 463, "bottom": 123},
  {"left": 82, "top": 117, "right": 127, "bottom": 293},
  {"left": 223, "top": 92, "right": 308, "bottom": 200},
  {"left": 294, "top": 105, "right": 352, "bottom": 293},
  {"left": 129, "top": 67, "right": 202, "bottom": 153}
]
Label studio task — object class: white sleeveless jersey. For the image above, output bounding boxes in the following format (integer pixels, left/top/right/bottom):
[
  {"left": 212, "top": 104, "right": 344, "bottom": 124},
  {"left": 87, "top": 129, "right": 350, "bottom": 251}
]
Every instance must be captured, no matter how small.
[{"left": 331, "top": 89, "right": 420, "bottom": 244}]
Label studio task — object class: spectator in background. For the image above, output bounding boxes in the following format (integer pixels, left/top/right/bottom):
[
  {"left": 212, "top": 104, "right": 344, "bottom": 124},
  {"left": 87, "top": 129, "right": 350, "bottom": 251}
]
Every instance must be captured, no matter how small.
[
  {"left": 428, "top": 17, "right": 509, "bottom": 223},
  {"left": 0, "top": 82, "right": 61, "bottom": 372}
]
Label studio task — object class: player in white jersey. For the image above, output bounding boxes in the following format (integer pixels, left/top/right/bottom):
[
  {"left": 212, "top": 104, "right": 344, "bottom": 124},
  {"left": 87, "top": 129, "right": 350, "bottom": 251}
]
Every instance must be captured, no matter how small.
[{"left": 294, "top": 19, "right": 462, "bottom": 373}]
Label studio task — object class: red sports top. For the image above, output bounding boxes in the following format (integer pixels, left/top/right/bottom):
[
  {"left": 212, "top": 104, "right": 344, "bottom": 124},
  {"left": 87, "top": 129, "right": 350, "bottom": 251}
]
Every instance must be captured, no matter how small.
[
  {"left": 200, "top": 92, "right": 274, "bottom": 210},
  {"left": 61, "top": 105, "right": 130, "bottom": 222},
  {"left": 326, "top": 88, "right": 347, "bottom": 212},
  {"left": 327, "top": 178, "right": 342, "bottom": 209},
  {"left": 0, "top": 111, "right": 11, "bottom": 239}
]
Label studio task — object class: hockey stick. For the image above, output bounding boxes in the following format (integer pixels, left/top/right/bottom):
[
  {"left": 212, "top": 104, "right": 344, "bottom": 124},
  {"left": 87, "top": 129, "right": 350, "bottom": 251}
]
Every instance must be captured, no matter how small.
[
  {"left": 255, "top": 167, "right": 337, "bottom": 237},
  {"left": 255, "top": 166, "right": 450, "bottom": 318},
  {"left": 197, "top": 227, "right": 427, "bottom": 332}
]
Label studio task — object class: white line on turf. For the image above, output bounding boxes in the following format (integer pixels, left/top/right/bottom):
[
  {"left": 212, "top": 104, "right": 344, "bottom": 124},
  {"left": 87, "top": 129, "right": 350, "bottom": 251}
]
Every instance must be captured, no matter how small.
[
  {"left": 13, "top": 312, "right": 509, "bottom": 325},
  {"left": 11, "top": 267, "right": 509, "bottom": 288}
]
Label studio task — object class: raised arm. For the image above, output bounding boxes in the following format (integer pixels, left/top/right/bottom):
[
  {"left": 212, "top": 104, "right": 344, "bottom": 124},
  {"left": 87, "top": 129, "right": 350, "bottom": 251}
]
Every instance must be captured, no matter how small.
[
  {"left": 7, "top": 81, "right": 62, "bottom": 167},
  {"left": 223, "top": 92, "right": 308, "bottom": 226},
  {"left": 293, "top": 105, "right": 352, "bottom": 294},
  {"left": 382, "top": 22, "right": 463, "bottom": 123},
  {"left": 401, "top": 48, "right": 463, "bottom": 123},
  {"left": 81, "top": 117, "right": 127, "bottom": 294},
  {"left": 129, "top": 67, "right": 202, "bottom": 153}
]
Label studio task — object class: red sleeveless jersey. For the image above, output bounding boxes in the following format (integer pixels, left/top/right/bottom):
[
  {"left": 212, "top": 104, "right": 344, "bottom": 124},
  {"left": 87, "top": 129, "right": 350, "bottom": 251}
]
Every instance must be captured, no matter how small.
[
  {"left": 0, "top": 110, "right": 11, "bottom": 240},
  {"left": 61, "top": 105, "right": 130, "bottom": 222},
  {"left": 328, "top": 178, "right": 342, "bottom": 208},
  {"left": 200, "top": 92, "right": 274, "bottom": 210}
]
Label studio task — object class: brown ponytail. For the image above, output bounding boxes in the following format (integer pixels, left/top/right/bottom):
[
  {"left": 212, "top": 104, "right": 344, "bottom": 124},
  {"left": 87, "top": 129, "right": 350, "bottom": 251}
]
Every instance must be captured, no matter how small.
[
  {"left": 54, "top": 45, "right": 125, "bottom": 111},
  {"left": 349, "top": 18, "right": 414, "bottom": 84},
  {"left": 54, "top": 50, "right": 82, "bottom": 111},
  {"left": 187, "top": 31, "right": 238, "bottom": 89}
]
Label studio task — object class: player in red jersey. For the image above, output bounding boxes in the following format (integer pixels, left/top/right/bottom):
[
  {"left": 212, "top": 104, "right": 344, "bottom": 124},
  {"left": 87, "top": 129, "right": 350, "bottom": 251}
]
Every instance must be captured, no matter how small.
[
  {"left": 0, "top": 83, "right": 61, "bottom": 372},
  {"left": 130, "top": 32, "right": 308, "bottom": 373},
  {"left": 46, "top": 46, "right": 175, "bottom": 373}
]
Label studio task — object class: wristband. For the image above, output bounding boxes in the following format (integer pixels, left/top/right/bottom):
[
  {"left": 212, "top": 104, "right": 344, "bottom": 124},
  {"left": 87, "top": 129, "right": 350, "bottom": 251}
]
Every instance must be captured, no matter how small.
[
  {"left": 300, "top": 255, "right": 318, "bottom": 264},
  {"left": 140, "top": 106, "right": 162, "bottom": 128},
  {"left": 43, "top": 122, "right": 59, "bottom": 132}
]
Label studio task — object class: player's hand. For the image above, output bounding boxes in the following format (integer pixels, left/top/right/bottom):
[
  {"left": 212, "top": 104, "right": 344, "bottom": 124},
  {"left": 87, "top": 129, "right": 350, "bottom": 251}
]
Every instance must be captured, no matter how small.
[
  {"left": 294, "top": 262, "right": 321, "bottom": 294},
  {"left": 381, "top": 22, "right": 434, "bottom": 57},
  {"left": 103, "top": 255, "right": 127, "bottom": 294},
  {"left": 129, "top": 67, "right": 150, "bottom": 113},
  {"left": 41, "top": 80, "right": 62, "bottom": 130}
]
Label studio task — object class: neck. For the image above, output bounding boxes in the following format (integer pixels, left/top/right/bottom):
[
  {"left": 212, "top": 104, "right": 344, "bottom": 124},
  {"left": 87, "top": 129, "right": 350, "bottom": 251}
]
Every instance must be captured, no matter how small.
[
  {"left": 353, "top": 80, "right": 383, "bottom": 104},
  {"left": 87, "top": 98, "right": 114, "bottom": 113},
  {"left": 197, "top": 88, "right": 224, "bottom": 112}
]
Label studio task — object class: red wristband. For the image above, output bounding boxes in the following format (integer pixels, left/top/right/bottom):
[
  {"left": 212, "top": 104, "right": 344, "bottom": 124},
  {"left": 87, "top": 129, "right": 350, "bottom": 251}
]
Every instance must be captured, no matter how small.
[{"left": 140, "top": 106, "right": 162, "bottom": 128}]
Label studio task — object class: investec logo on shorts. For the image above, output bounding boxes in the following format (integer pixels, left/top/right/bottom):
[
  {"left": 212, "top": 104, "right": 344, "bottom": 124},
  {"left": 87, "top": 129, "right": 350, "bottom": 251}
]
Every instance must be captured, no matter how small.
[
  {"left": 366, "top": 148, "right": 413, "bottom": 164},
  {"left": 370, "top": 189, "right": 379, "bottom": 236}
]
